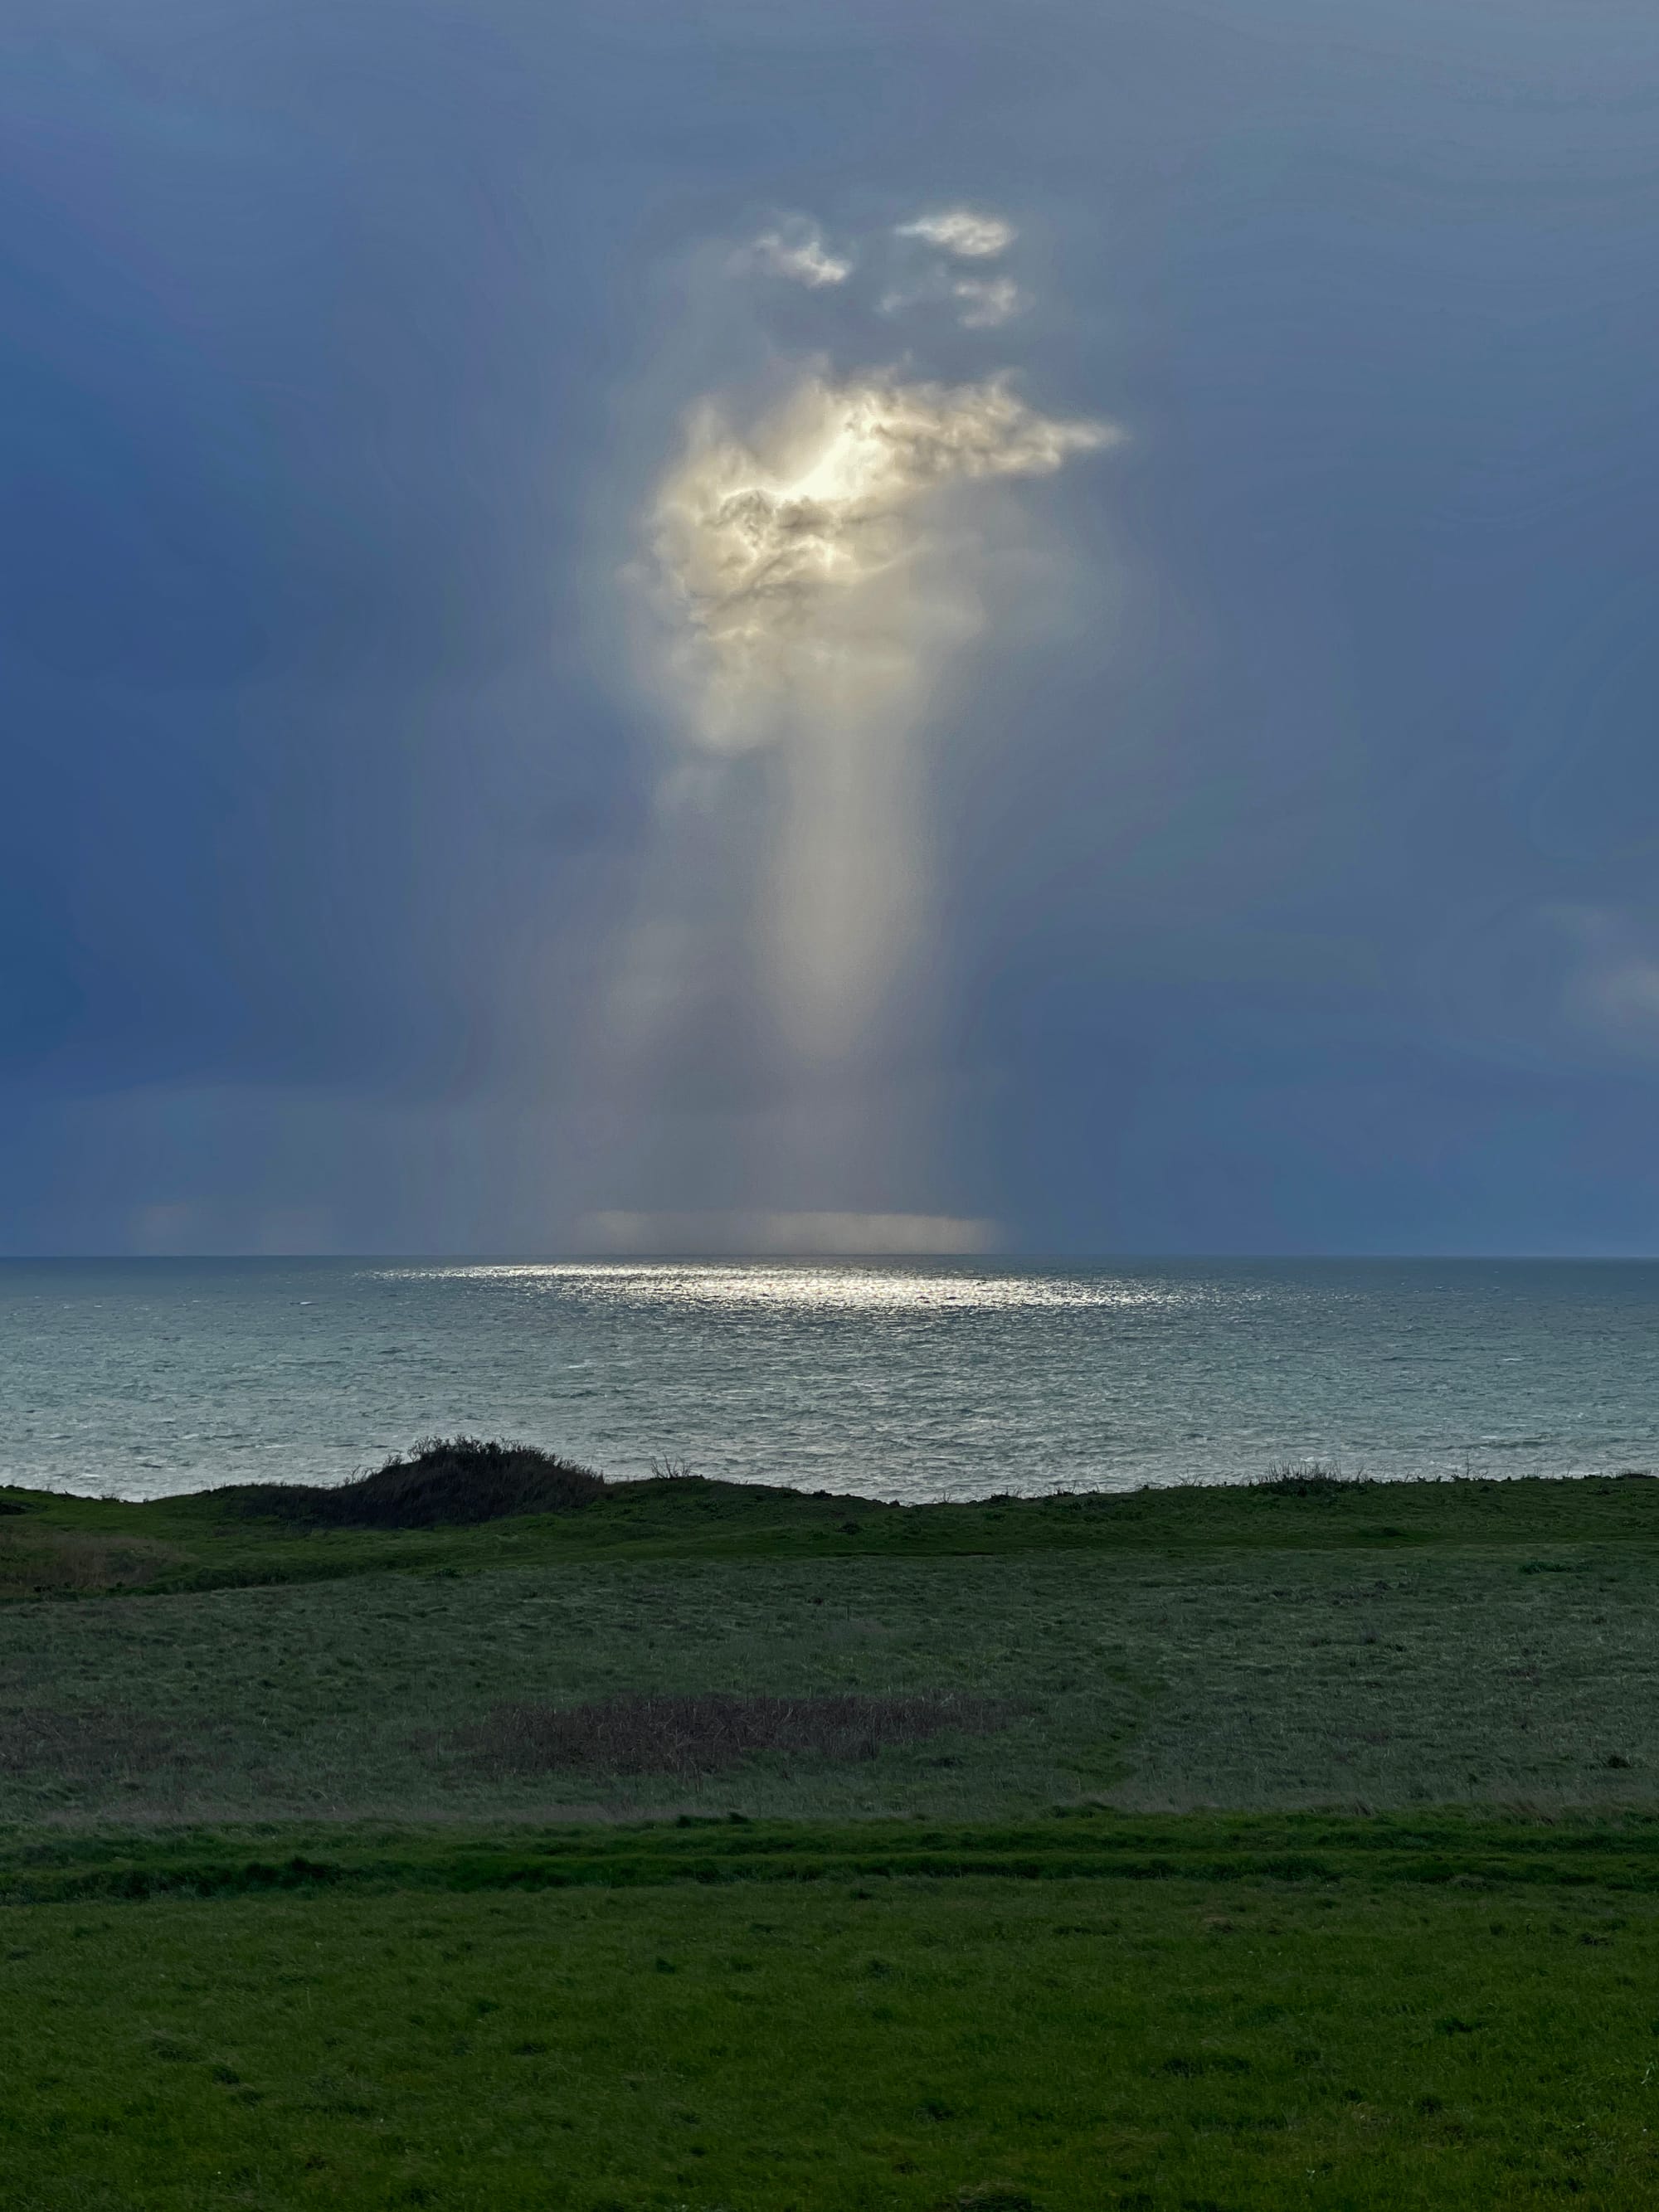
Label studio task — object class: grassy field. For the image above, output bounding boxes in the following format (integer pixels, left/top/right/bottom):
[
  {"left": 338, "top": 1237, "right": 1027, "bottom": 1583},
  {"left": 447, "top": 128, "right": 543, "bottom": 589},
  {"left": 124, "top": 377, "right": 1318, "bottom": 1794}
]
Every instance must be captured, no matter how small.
[
  {"left": 5, "top": 1843, "right": 1659, "bottom": 2210},
  {"left": 6, "top": 1464, "right": 1659, "bottom": 2204},
  {"left": 0, "top": 1523, "right": 1656, "bottom": 1822}
]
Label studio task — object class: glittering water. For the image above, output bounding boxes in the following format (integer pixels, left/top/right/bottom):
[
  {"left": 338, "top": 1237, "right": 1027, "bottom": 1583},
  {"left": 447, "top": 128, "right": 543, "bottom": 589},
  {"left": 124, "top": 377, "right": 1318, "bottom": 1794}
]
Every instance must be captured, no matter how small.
[{"left": 3, "top": 1257, "right": 1659, "bottom": 1502}]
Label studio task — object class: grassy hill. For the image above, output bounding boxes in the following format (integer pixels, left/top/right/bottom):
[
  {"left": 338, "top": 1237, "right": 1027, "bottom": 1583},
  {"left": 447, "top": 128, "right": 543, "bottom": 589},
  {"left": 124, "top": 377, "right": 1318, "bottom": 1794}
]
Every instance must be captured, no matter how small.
[
  {"left": 5, "top": 1449, "right": 1659, "bottom": 2206},
  {"left": 7, "top": 1449, "right": 1659, "bottom": 1599}
]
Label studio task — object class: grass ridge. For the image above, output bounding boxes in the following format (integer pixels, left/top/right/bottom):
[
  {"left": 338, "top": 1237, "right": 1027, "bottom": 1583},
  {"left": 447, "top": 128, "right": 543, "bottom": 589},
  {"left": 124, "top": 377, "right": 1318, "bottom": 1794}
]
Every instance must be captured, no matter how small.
[
  {"left": 10, "top": 1809, "right": 1659, "bottom": 1905},
  {"left": 9, "top": 1466, "right": 1659, "bottom": 1603}
]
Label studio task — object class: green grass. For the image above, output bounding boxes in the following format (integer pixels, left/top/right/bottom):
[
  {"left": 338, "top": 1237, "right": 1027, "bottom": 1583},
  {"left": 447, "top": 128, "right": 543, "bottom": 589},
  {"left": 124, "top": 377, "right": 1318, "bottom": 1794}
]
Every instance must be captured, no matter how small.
[
  {"left": 7, "top": 1807, "right": 1659, "bottom": 1902},
  {"left": 1, "top": 1543, "right": 1655, "bottom": 1821},
  {"left": 4, "top": 1847, "right": 1659, "bottom": 2209},
  {"left": 8, "top": 1470, "right": 1659, "bottom": 2200},
  {"left": 7, "top": 1466, "right": 1659, "bottom": 1601}
]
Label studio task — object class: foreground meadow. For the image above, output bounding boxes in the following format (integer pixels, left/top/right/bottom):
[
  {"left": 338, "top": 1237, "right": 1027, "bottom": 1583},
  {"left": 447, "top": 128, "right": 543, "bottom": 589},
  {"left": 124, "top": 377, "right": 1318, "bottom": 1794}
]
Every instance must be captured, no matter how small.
[
  {"left": 6, "top": 1857, "right": 1659, "bottom": 2211},
  {"left": 4, "top": 1460, "right": 1659, "bottom": 2205}
]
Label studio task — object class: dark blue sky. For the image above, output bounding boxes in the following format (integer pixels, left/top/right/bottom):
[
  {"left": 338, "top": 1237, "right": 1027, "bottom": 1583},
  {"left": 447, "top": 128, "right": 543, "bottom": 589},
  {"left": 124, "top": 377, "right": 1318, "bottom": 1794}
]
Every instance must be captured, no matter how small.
[{"left": 6, "top": 0, "right": 1659, "bottom": 1254}]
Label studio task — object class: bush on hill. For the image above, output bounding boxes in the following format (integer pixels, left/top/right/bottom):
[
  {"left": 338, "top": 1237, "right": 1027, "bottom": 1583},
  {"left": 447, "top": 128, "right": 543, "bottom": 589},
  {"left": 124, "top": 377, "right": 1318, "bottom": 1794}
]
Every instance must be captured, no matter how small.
[{"left": 219, "top": 1436, "right": 606, "bottom": 1529}]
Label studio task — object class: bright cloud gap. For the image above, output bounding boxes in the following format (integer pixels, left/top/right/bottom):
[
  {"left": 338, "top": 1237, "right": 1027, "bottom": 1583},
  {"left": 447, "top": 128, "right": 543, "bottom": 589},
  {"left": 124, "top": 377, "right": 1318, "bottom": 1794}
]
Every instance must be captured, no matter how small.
[
  {"left": 650, "top": 371, "right": 1113, "bottom": 745},
  {"left": 587, "top": 199, "right": 1112, "bottom": 1251}
]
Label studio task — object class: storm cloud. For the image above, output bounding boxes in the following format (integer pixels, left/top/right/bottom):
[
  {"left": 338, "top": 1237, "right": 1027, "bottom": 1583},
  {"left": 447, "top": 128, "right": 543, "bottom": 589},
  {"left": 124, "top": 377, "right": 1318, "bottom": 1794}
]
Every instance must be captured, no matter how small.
[{"left": 5, "top": 0, "right": 1659, "bottom": 1255}]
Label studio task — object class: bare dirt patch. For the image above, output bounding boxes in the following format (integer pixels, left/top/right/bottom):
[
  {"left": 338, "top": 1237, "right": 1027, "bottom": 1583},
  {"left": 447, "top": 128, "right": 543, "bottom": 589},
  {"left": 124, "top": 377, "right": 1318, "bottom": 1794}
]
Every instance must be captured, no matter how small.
[{"left": 449, "top": 1691, "right": 1011, "bottom": 1778}]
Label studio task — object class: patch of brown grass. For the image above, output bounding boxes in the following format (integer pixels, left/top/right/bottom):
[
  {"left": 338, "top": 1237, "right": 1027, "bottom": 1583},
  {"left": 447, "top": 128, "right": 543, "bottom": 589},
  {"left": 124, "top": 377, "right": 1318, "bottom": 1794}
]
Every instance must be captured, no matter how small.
[
  {"left": 0, "top": 1707, "right": 186, "bottom": 1782},
  {"left": 0, "top": 1530, "right": 182, "bottom": 1598},
  {"left": 449, "top": 1691, "right": 1011, "bottom": 1779}
]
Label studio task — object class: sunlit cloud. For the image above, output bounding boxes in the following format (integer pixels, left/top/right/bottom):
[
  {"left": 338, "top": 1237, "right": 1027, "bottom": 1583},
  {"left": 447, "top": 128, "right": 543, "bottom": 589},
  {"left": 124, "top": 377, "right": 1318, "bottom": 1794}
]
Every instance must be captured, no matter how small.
[
  {"left": 587, "top": 203, "right": 1113, "bottom": 1246},
  {"left": 638, "top": 367, "right": 1111, "bottom": 1085},
  {"left": 649, "top": 371, "right": 1111, "bottom": 746},
  {"left": 738, "top": 219, "right": 853, "bottom": 288},
  {"left": 877, "top": 273, "right": 1027, "bottom": 328},
  {"left": 896, "top": 207, "right": 1016, "bottom": 258}
]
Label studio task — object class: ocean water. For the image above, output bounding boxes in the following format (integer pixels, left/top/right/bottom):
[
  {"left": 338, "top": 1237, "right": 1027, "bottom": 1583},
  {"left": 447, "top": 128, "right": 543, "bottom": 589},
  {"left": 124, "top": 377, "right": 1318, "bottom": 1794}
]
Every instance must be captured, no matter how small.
[{"left": 2, "top": 1256, "right": 1658, "bottom": 1504}]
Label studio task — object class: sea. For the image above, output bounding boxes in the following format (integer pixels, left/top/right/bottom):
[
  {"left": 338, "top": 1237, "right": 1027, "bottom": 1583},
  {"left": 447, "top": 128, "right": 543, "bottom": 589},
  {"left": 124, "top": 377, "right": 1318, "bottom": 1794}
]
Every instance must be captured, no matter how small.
[{"left": 3, "top": 1256, "right": 1659, "bottom": 1504}]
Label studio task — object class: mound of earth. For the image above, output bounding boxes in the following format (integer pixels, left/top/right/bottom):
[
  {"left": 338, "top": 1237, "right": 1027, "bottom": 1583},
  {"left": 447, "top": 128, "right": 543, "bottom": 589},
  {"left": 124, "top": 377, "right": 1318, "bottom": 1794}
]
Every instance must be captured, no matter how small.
[{"left": 221, "top": 1437, "right": 606, "bottom": 1529}]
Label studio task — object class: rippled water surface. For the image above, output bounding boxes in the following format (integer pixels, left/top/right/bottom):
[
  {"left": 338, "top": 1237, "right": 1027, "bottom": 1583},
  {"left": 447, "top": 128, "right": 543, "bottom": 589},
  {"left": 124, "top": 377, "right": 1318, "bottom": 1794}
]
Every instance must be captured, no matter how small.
[{"left": 4, "top": 1257, "right": 1659, "bottom": 1501}]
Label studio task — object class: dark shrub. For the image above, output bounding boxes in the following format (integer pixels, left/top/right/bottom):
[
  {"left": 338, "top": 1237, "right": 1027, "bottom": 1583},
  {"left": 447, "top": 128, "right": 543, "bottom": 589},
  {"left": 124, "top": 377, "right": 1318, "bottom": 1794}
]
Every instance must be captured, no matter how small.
[
  {"left": 450, "top": 1690, "right": 1010, "bottom": 1777},
  {"left": 219, "top": 1436, "right": 606, "bottom": 1529}
]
